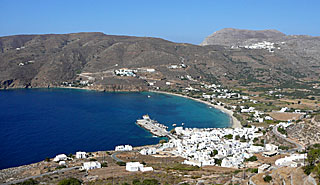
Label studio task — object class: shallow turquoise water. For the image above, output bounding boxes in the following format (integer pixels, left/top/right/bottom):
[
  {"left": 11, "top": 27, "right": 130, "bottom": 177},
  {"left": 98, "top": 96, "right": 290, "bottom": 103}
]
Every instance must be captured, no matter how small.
[{"left": 0, "top": 89, "right": 230, "bottom": 169}]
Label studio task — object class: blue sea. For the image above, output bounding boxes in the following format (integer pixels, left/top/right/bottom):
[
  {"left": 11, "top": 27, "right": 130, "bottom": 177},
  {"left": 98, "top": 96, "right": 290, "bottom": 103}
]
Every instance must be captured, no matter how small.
[{"left": 0, "top": 89, "right": 230, "bottom": 169}]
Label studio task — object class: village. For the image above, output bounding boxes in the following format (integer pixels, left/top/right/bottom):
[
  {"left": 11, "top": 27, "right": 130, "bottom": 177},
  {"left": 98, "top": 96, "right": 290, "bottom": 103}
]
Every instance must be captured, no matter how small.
[{"left": 2, "top": 70, "right": 319, "bottom": 184}]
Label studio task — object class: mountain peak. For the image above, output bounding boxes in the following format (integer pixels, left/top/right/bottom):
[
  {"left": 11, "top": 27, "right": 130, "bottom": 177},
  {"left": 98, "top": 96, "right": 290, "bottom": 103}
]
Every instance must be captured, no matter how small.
[{"left": 201, "top": 28, "right": 285, "bottom": 46}]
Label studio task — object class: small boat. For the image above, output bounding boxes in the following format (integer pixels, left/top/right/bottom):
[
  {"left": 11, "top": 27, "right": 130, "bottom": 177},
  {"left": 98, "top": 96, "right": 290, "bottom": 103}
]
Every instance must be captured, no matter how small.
[
  {"left": 181, "top": 123, "right": 185, "bottom": 126},
  {"left": 147, "top": 95, "right": 151, "bottom": 98},
  {"left": 209, "top": 107, "right": 212, "bottom": 109},
  {"left": 172, "top": 123, "right": 177, "bottom": 127}
]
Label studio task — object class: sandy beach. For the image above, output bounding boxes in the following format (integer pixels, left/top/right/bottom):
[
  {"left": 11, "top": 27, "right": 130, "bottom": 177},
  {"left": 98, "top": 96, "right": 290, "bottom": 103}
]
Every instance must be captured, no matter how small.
[{"left": 151, "top": 90, "right": 242, "bottom": 128}]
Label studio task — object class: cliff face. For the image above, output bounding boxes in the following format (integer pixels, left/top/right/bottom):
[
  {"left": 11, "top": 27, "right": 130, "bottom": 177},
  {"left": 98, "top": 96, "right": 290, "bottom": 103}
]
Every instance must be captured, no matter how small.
[{"left": 0, "top": 31, "right": 319, "bottom": 90}]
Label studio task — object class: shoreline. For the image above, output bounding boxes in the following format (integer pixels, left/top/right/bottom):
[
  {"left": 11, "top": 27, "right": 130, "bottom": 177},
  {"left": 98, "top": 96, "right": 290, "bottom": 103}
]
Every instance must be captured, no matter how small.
[
  {"left": 0, "top": 87, "right": 241, "bottom": 172},
  {"left": 150, "top": 90, "right": 242, "bottom": 128},
  {"left": 2, "top": 86, "right": 242, "bottom": 128}
]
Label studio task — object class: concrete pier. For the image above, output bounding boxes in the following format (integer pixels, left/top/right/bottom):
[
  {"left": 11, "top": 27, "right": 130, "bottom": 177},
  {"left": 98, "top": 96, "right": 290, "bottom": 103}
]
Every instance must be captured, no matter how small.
[{"left": 135, "top": 115, "right": 170, "bottom": 137}]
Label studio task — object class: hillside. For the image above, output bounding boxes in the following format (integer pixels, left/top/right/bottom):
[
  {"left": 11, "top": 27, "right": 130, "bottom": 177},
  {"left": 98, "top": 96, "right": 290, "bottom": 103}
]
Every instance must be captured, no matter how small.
[
  {"left": 0, "top": 31, "right": 319, "bottom": 91},
  {"left": 201, "top": 28, "right": 320, "bottom": 84}
]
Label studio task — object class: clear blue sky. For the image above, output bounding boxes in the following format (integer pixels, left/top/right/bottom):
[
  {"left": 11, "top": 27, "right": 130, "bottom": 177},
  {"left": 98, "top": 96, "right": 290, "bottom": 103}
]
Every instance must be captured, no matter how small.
[{"left": 1, "top": 0, "right": 319, "bottom": 44}]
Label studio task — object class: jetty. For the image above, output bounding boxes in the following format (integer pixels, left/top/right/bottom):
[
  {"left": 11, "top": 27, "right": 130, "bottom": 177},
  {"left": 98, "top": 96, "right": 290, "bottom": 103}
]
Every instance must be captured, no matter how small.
[{"left": 136, "top": 115, "right": 175, "bottom": 139}]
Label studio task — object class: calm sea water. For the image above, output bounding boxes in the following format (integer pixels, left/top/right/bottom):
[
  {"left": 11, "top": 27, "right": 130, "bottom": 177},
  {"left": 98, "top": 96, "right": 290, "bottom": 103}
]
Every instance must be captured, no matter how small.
[{"left": 0, "top": 89, "right": 230, "bottom": 169}]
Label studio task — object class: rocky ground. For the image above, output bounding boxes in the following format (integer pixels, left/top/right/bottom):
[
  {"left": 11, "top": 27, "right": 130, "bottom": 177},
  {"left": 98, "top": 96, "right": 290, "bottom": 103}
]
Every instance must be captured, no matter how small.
[{"left": 287, "top": 120, "right": 320, "bottom": 146}]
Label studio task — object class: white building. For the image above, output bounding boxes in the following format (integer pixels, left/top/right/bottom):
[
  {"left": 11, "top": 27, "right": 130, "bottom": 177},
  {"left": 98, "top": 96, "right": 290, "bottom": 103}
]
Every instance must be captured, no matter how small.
[
  {"left": 115, "top": 145, "right": 133, "bottom": 151},
  {"left": 140, "top": 166, "right": 153, "bottom": 172},
  {"left": 126, "top": 162, "right": 144, "bottom": 172},
  {"left": 265, "top": 144, "right": 278, "bottom": 152},
  {"left": 115, "top": 68, "right": 136, "bottom": 77},
  {"left": 53, "top": 154, "right": 67, "bottom": 162},
  {"left": 125, "top": 162, "right": 154, "bottom": 172},
  {"left": 140, "top": 147, "right": 156, "bottom": 155},
  {"left": 76, "top": 151, "right": 87, "bottom": 159},
  {"left": 59, "top": 161, "right": 66, "bottom": 166},
  {"left": 82, "top": 161, "right": 101, "bottom": 170},
  {"left": 275, "top": 154, "right": 306, "bottom": 167},
  {"left": 258, "top": 164, "right": 271, "bottom": 173},
  {"left": 279, "top": 107, "right": 289, "bottom": 113}
]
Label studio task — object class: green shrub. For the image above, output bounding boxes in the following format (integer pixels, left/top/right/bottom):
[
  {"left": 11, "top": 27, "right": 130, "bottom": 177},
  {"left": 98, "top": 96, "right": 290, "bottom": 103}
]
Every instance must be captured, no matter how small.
[
  {"left": 167, "top": 163, "right": 199, "bottom": 171},
  {"left": 210, "top": 149, "right": 218, "bottom": 157},
  {"left": 142, "top": 179, "right": 159, "bottom": 185},
  {"left": 279, "top": 146, "right": 289, "bottom": 150},
  {"left": 58, "top": 178, "right": 81, "bottom": 185},
  {"left": 245, "top": 156, "right": 257, "bottom": 162},
  {"left": 214, "top": 158, "right": 222, "bottom": 166},
  {"left": 101, "top": 162, "right": 108, "bottom": 167},
  {"left": 224, "top": 134, "right": 233, "bottom": 140},
  {"left": 18, "top": 179, "right": 38, "bottom": 185},
  {"left": 55, "top": 165, "right": 67, "bottom": 170},
  {"left": 250, "top": 168, "right": 258, "bottom": 173},
  {"left": 263, "top": 175, "right": 272, "bottom": 182},
  {"left": 132, "top": 179, "right": 141, "bottom": 185},
  {"left": 116, "top": 161, "right": 126, "bottom": 166}
]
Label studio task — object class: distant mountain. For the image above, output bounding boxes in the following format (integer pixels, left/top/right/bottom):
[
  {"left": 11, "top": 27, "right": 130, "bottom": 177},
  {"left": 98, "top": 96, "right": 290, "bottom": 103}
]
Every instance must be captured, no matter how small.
[
  {"left": 201, "top": 28, "right": 320, "bottom": 81},
  {"left": 201, "top": 28, "right": 286, "bottom": 46},
  {"left": 0, "top": 31, "right": 319, "bottom": 91}
]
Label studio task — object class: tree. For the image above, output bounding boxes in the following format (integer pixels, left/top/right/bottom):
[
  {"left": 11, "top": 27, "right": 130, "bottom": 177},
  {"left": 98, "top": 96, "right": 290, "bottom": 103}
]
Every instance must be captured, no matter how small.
[
  {"left": 235, "top": 135, "right": 240, "bottom": 140},
  {"left": 263, "top": 175, "right": 272, "bottom": 182},
  {"left": 142, "top": 179, "right": 159, "bottom": 185},
  {"left": 132, "top": 179, "right": 141, "bottom": 185},
  {"left": 116, "top": 161, "right": 126, "bottom": 166},
  {"left": 314, "top": 163, "right": 320, "bottom": 180},
  {"left": 307, "top": 148, "right": 320, "bottom": 166},
  {"left": 58, "top": 178, "right": 81, "bottom": 185},
  {"left": 214, "top": 158, "right": 222, "bottom": 166},
  {"left": 224, "top": 134, "right": 233, "bottom": 140},
  {"left": 101, "top": 162, "right": 108, "bottom": 167},
  {"left": 245, "top": 156, "right": 257, "bottom": 162},
  {"left": 210, "top": 149, "right": 218, "bottom": 157}
]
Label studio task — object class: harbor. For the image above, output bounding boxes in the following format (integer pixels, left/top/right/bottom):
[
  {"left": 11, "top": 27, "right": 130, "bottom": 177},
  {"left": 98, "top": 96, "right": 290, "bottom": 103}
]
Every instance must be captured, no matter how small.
[{"left": 135, "top": 115, "right": 175, "bottom": 139}]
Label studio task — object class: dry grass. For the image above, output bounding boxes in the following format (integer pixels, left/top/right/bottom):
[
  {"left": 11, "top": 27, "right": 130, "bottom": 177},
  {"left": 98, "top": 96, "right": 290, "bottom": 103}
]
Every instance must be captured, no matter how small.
[{"left": 269, "top": 112, "right": 304, "bottom": 121}]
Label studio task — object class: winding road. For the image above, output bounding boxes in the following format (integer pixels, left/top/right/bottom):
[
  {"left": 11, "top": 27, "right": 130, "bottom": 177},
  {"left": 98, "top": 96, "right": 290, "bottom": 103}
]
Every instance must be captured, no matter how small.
[{"left": 272, "top": 125, "right": 305, "bottom": 152}]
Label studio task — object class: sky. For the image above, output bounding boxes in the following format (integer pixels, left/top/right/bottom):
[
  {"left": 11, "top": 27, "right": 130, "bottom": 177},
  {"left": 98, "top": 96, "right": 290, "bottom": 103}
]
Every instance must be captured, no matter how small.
[{"left": 1, "top": 0, "right": 319, "bottom": 44}]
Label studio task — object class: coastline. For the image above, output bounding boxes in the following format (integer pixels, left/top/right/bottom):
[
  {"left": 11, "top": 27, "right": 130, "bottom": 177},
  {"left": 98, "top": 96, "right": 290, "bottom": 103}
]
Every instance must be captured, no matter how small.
[
  {"left": 1, "top": 86, "right": 242, "bottom": 128},
  {"left": 150, "top": 90, "right": 242, "bottom": 128},
  {"left": 0, "top": 87, "right": 241, "bottom": 173},
  {"left": 54, "top": 87, "right": 242, "bottom": 128}
]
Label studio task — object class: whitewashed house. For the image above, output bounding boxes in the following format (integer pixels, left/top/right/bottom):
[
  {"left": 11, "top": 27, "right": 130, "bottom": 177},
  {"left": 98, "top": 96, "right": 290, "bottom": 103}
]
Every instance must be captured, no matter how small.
[
  {"left": 59, "top": 161, "right": 66, "bottom": 166},
  {"left": 115, "top": 145, "right": 133, "bottom": 151},
  {"left": 258, "top": 164, "right": 270, "bottom": 173},
  {"left": 53, "top": 154, "right": 67, "bottom": 162},
  {"left": 76, "top": 151, "right": 87, "bottom": 159},
  {"left": 126, "top": 162, "right": 143, "bottom": 172},
  {"left": 140, "top": 166, "right": 153, "bottom": 172},
  {"left": 82, "top": 161, "right": 101, "bottom": 170}
]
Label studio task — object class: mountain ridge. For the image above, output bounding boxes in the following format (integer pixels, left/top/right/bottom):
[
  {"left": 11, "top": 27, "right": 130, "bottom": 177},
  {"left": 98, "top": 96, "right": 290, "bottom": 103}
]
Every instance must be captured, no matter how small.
[{"left": 0, "top": 30, "right": 319, "bottom": 91}]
